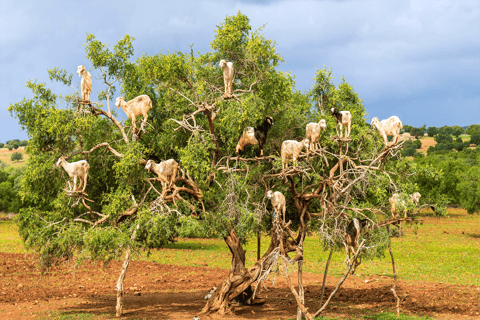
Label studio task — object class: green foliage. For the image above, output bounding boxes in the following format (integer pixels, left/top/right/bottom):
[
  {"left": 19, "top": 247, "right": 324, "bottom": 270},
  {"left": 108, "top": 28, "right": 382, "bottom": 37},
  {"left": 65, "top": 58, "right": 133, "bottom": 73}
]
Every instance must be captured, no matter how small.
[
  {"left": 402, "top": 139, "right": 422, "bottom": 157},
  {"left": 426, "top": 126, "right": 438, "bottom": 137},
  {"left": 439, "top": 125, "right": 453, "bottom": 135},
  {"left": 451, "top": 125, "right": 464, "bottom": 137},
  {"left": 470, "top": 133, "right": 480, "bottom": 145},
  {"left": 402, "top": 124, "right": 413, "bottom": 133},
  {"left": 466, "top": 124, "right": 480, "bottom": 136},
  {"left": 457, "top": 166, "right": 480, "bottom": 214},
  {"left": 0, "top": 164, "right": 24, "bottom": 213},
  {"left": 434, "top": 133, "right": 453, "bottom": 144},
  {"left": 10, "top": 152, "right": 23, "bottom": 162},
  {"left": 410, "top": 125, "right": 426, "bottom": 139}
]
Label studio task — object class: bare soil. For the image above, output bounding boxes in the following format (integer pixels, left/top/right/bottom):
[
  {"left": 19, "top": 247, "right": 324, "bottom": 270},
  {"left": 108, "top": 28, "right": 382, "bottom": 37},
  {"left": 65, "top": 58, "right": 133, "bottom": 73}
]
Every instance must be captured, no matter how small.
[
  {"left": 1, "top": 252, "right": 479, "bottom": 319},
  {"left": 417, "top": 138, "right": 436, "bottom": 154}
]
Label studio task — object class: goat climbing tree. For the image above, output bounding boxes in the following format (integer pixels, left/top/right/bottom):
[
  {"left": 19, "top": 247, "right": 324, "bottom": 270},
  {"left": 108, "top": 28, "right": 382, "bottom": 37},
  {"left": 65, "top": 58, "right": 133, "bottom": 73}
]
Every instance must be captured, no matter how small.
[{"left": 10, "top": 11, "right": 430, "bottom": 319}]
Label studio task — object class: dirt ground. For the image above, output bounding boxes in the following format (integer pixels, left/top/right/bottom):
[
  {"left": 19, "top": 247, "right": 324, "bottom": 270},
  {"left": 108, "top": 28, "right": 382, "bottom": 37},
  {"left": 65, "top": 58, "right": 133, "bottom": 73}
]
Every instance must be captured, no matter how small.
[
  {"left": 417, "top": 138, "right": 436, "bottom": 154},
  {"left": 1, "top": 253, "right": 479, "bottom": 319}
]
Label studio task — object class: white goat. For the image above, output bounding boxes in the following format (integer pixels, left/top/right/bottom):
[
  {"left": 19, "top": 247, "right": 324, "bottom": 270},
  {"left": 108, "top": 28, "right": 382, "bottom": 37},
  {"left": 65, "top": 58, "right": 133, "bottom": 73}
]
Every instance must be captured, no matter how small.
[
  {"left": 371, "top": 116, "right": 403, "bottom": 146},
  {"left": 281, "top": 139, "right": 309, "bottom": 169},
  {"left": 115, "top": 95, "right": 152, "bottom": 133},
  {"left": 305, "top": 119, "right": 327, "bottom": 151},
  {"left": 77, "top": 65, "right": 92, "bottom": 102},
  {"left": 389, "top": 192, "right": 421, "bottom": 218},
  {"left": 145, "top": 159, "right": 179, "bottom": 191},
  {"left": 330, "top": 107, "right": 352, "bottom": 138},
  {"left": 219, "top": 59, "right": 234, "bottom": 97},
  {"left": 236, "top": 127, "right": 258, "bottom": 154},
  {"left": 56, "top": 156, "right": 90, "bottom": 192},
  {"left": 266, "top": 190, "right": 286, "bottom": 221}
]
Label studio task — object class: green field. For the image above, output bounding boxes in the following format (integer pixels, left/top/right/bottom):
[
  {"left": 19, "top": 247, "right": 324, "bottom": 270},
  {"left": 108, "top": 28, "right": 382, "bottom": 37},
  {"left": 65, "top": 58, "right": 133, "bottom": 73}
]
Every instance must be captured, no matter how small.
[{"left": 2, "top": 208, "right": 479, "bottom": 287}]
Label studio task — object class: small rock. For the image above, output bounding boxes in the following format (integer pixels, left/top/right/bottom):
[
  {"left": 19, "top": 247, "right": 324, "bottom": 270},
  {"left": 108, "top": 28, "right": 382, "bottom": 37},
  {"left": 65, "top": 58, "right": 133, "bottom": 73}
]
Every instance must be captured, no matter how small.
[
  {"left": 17, "top": 283, "right": 23, "bottom": 289},
  {"left": 134, "top": 292, "right": 141, "bottom": 296}
]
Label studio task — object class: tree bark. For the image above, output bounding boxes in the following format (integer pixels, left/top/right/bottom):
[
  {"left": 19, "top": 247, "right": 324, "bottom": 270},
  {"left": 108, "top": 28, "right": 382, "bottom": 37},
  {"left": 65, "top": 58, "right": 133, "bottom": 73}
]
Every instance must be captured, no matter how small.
[
  {"left": 116, "top": 247, "right": 132, "bottom": 317},
  {"left": 116, "top": 225, "right": 139, "bottom": 317},
  {"left": 202, "top": 223, "right": 297, "bottom": 314}
]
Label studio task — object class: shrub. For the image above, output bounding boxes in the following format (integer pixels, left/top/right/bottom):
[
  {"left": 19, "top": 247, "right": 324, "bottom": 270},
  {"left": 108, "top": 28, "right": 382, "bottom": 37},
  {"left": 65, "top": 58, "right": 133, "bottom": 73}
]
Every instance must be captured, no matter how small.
[
  {"left": 410, "top": 127, "right": 425, "bottom": 139},
  {"left": 435, "top": 134, "right": 453, "bottom": 144},
  {"left": 426, "top": 126, "right": 439, "bottom": 137},
  {"left": 470, "top": 134, "right": 480, "bottom": 145},
  {"left": 10, "top": 152, "right": 23, "bottom": 162}
]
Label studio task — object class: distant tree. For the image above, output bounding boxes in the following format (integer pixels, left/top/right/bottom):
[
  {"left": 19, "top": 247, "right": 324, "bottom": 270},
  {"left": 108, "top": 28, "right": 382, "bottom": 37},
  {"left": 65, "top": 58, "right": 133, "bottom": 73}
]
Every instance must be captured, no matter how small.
[
  {"left": 439, "top": 125, "right": 453, "bottom": 136},
  {"left": 404, "top": 147, "right": 417, "bottom": 157},
  {"left": 451, "top": 126, "right": 464, "bottom": 137},
  {"left": 19, "top": 140, "right": 28, "bottom": 147},
  {"left": 457, "top": 166, "right": 480, "bottom": 214},
  {"left": 426, "top": 126, "right": 439, "bottom": 137},
  {"left": 403, "top": 124, "right": 413, "bottom": 133},
  {"left": 470, "top": 134, "right": 480, "bottom": 145},
  {"left": 410, "top": 125, "right": 426, "bottom": 139},
  {"left": 0, "top": 143, "right": 4, "bottom": 148},
  {"left": 466, "top": 124, "right": 480, "bottom": 136},
  {"left": 10, "top": 152, "right": 23, "bottom": 162},
  {"left": 435, "top": 134, "right": 453, "bottom": 144}
]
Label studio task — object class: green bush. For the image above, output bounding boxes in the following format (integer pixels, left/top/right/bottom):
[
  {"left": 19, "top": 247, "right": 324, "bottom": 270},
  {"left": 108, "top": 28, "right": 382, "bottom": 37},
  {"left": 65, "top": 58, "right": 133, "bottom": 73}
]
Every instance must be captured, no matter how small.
[
  {"left": 434, "top": 134, "right": 453, "bottom": 144},
  {"left": 426, "top": 126, "right": 438, "bottom": 137},
  {"left": 470, "top": 134, "right": 480, "bottom": 145},
  {"left": 10, "top": 152, "right": 23, "bottom": 162}
]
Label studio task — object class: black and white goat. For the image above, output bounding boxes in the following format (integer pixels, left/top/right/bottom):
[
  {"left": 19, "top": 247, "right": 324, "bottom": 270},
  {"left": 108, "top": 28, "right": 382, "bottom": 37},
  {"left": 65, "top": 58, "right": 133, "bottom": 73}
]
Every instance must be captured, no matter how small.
[
  {"left": 236, "top": 116, "right": 274, "bottom": 156},
  {"left": 330, "top": 107, "right": 352, "bottom": 138},
  {"left": 344, "top": 218, "right": 370, "bottom": 271}
]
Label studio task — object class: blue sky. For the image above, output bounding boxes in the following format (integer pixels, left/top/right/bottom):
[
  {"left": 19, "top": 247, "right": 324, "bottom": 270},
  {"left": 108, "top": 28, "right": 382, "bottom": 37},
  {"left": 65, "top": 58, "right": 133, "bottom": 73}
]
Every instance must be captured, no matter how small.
[{"left": 1, "top": 0, "right": 479, "bottom": 142}]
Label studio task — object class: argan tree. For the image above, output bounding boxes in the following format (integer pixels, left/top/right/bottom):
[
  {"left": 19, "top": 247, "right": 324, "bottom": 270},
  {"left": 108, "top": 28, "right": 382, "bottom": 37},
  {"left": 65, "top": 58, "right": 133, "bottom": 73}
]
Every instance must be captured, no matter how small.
[{"left": 10, "top": 12, "right": 427, "bottom": 319}]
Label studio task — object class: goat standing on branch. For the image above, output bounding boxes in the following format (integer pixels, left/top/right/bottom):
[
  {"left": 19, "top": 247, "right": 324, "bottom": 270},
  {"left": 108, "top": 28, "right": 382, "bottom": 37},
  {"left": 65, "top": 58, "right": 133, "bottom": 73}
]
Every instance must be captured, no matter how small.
[
  {"left": 267, "top": 190, "right": 286, "bottom": 221},
  {"left": 56, "top": 156, "right": 90, "bottom": 192},
  {"left": 281, "top": 139, "right": 309, "bottom": 169},
  {"left": 305, "top": 119, "right": 327, "bottom": 151},
  {"left": 236, "top": 116, "right": 274, "bottom": 157},
  {"left": 389, "top": 192, "right": 421, "bottom": 218},
  {"left": 115, "top": 95, "right": 152, "bottom": 133},
  {"left": 77, "top": 65, "right": 92, "bottom": 102},
  {"left": 145, "top": 159, "right": 179, "bottom": 192},
  {"left": 344, "top": 218, "right": 370, "bottom": 269},
  {"left": 371, "top": 116, "right": 403, "bottom": 146},
  {"left": 330, "top": 107, "right": 352, "bottom": 138},
  {"left": 219, "top": 59, "right": 234, "bottom": 98}
]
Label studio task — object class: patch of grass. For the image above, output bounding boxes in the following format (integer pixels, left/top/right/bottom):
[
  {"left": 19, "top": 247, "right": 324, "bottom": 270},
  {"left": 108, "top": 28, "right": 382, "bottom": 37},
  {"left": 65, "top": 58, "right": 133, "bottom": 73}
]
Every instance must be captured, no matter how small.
[
  {"left": 363, "top": 312, "right": 434, "bottom": 319},
  {"left": 0, "top": 220, "right": 27, "bottom": 253},
  {"left": 38, "top": 311, "right": 109, "bottom": 319}
]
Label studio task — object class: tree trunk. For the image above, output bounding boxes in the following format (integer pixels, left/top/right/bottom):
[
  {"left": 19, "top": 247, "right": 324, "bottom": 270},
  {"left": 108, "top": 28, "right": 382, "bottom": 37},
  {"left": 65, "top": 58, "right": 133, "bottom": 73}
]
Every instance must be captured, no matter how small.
[
  {"left": 202, "top": 223, "right": 296, "bottom": 314},
  {"left": 116, "top": 247, "right": 132, "bottom": 317},
  {"left": 115, "top": 225, "right": 139, "bottom": 317}
]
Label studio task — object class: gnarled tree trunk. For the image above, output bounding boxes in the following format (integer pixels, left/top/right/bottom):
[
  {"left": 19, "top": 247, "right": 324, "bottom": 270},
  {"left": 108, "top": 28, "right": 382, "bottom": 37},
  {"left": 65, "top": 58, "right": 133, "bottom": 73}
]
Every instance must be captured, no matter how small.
[{"left": 202, "top": 221, "right": 298, "bottom": 315}]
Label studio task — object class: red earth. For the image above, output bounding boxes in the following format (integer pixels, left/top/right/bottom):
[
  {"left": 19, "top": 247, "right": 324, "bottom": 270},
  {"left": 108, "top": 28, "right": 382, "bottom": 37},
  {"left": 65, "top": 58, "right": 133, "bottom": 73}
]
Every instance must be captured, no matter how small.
[{"left": 1, "top": 252, "right": 479, "bottom": 319}]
